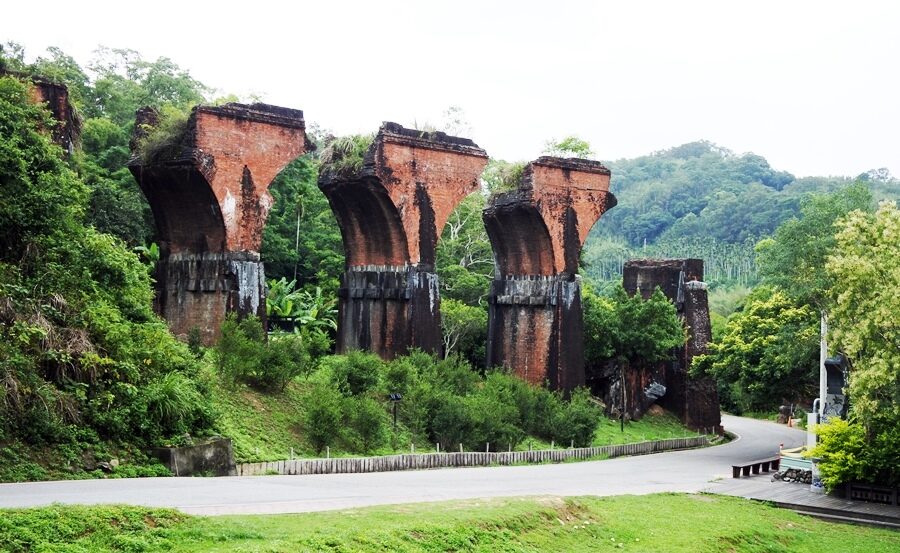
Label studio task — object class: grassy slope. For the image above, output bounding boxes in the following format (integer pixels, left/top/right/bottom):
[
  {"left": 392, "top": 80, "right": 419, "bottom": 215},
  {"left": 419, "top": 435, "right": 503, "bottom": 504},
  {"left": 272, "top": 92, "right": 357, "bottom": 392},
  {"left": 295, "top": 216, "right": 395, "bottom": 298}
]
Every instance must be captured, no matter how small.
[
  {"left": 213, "top": 373, "right": 701, "bottom": 463},
  {"left": 0, "top": 374, "right": 704, "bottom": 482},
  {"left": 212, "top": 377, "right": 313, "bottom": 462},
  {"left": 2, "top": 494, "right": 897, "bottom": 552}
]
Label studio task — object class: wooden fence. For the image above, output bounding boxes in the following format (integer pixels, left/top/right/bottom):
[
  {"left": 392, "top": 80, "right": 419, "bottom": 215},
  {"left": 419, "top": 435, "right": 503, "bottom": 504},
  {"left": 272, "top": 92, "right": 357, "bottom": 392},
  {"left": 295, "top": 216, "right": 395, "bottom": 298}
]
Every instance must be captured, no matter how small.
[{"left": 236, "top": 436, "right": 708, "bottom": 476}]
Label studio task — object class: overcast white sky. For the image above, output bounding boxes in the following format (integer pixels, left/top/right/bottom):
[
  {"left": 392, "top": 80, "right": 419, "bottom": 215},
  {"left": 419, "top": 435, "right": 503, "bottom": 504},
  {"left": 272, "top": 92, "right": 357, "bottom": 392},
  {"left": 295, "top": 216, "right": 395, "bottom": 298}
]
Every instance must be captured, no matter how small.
[{"left": 6, "top": 1, "right": 899, "bottom": 177}]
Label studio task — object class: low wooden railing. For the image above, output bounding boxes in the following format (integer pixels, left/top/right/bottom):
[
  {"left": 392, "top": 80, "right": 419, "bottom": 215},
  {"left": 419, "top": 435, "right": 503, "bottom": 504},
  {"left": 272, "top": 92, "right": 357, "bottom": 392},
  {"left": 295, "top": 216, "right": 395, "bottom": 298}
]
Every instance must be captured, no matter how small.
[{"left": 236, "top": 436, "right": 709, "bottom": 476}]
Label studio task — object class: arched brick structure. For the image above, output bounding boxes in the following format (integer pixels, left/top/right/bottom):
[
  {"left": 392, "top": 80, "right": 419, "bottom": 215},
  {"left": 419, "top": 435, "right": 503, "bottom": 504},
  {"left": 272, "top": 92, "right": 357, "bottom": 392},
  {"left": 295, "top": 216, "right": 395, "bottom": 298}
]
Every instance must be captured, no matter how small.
[
  {"left": 484, "top": 157, "right": 616, "bottom": 392},
  {"left": 319, "top": 123, "right": 488, "bottom": 358},
  {"left": 129, "top": 103, "right": 311, "bottom": 342}
]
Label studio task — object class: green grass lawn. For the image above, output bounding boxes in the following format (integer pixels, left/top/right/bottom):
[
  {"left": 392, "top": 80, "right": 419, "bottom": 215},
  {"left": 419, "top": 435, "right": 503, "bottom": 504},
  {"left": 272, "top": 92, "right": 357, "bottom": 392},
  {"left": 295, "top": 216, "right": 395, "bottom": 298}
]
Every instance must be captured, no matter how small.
[{"left": 1, "top": 494, "right": 896, "bottom": 552}]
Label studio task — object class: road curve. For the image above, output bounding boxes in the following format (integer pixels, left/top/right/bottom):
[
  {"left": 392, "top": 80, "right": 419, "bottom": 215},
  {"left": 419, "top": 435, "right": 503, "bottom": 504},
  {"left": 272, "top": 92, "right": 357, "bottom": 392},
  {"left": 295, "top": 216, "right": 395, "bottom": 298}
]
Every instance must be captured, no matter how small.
[{"left": 0, "top": 415, "right": 807, "bottom": 515}]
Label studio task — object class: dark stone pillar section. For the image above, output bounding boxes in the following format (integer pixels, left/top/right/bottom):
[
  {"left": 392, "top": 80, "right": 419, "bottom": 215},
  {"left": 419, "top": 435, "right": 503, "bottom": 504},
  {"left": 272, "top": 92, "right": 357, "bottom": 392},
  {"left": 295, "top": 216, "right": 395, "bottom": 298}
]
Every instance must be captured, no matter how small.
[
  {"left": 484, "top": 158, "right": 617, "bottom": 392},
  {"left": 336, "top": 265, "right": 441, "bottom": 356},
  {"left": 129, "top": 103, "right": 311, "bottom": 343},
  {"left": 319, "top": 123, "right": 488, "bottom": 359},
  {"left": 622, "top": 259, "right": 722, "bottom": 433}
]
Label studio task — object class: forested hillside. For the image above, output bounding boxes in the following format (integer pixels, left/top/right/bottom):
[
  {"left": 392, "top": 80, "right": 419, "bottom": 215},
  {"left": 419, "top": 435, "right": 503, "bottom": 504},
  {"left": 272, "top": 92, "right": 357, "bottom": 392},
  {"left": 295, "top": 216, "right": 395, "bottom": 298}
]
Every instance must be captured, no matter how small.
[{"left": 583, "top": 141, "right": 899, "bottom": 287}]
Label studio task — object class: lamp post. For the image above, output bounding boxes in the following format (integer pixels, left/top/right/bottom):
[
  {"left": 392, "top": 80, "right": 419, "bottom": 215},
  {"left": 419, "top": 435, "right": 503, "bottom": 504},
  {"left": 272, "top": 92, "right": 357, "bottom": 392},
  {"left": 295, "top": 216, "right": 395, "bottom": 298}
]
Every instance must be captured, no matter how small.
[{"left": 389, "top": 392, "right": 403, "bottom": 431}]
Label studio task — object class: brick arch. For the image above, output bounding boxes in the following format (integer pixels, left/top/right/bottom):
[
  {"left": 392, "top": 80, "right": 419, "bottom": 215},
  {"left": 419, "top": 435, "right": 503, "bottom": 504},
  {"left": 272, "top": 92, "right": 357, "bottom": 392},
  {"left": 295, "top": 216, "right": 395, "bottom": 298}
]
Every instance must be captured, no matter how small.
[
  {"left": 318, "top": 122, "right": 488, "bottom": 358},
  {"left": 320, "top": 177, "right": 410, "bottom": 268},
  {"left": 134, "top": 165, "right": 227, "bottom": 255},
  {"left": 129, "top": 102, "right": 311, "bottom": 343},
  {"left": 483, "top": 203, "right": 556, "bottom": 277},
  {"left": 484, "top": 157, "right": 615, "bottom": 392}
]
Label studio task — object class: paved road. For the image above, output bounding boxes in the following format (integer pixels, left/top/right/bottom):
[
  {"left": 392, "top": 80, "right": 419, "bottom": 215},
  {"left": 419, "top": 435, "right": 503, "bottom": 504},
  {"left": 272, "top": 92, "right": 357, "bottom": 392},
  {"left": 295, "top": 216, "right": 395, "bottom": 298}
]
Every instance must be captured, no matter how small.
[{"left": 0, "top": 415, "right": 806, "bottom": 515}]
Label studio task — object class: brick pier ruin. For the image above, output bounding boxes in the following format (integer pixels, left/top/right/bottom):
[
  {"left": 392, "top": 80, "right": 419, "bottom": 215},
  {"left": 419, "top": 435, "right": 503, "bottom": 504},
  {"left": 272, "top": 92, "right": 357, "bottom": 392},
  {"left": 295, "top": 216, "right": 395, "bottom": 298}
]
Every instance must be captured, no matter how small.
[
  {"left": 617, "top": 259, "right": 721, "bottom": 432},
  {"left": 129, "top": 103, "right": 311, "bottom": 343},
  {"left": 1, "top": 70, "right": 80, "bottom": 153},
  {"left": 483, "top": 157, "right": 617, "bottom": 392},
  {"left": 318, "top": 123, "right": 488, "bottom": 358}
]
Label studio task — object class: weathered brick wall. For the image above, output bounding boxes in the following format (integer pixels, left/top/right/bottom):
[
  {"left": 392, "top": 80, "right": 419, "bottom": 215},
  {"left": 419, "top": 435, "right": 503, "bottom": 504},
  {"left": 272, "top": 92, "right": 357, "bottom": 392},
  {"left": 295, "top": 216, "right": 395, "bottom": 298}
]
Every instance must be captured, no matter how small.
[
  {"left": 320, "top": 123, "right": 488, "bottom": 358},
  {"left": 192, "top": 105, "right": 309, "bottom": 253},
  {"left": 484, "top": 158, "right": 616, "bottom": 392},
  {"left": 130, "top": 103, "right": 309, "bottom": 342}
]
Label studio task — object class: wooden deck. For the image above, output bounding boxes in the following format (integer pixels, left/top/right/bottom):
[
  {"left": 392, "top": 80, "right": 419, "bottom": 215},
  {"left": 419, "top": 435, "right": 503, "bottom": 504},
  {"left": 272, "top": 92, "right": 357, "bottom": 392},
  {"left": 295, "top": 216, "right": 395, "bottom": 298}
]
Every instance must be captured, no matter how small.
[{"left": 705, "top": 475, "right": 900, "bottom": 527}]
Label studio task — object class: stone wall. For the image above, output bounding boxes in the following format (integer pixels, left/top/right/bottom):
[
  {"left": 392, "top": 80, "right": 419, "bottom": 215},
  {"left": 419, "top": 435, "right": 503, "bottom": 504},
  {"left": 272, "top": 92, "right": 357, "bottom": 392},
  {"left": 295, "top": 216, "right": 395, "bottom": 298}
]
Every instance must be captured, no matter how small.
[{"left": 149, "top": 438, "right": 237, "bottom": 477}]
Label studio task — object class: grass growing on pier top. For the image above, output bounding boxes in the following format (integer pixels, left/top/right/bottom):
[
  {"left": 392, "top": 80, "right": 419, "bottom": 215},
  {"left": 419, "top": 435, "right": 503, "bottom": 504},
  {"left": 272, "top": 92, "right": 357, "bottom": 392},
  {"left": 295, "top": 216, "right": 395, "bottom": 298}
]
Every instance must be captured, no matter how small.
[
  {"left": 135, "top": 105, "right": 191, "bottom": 164},
  {"left": 318, "top": 134, "right": 375, "bottom": 178}
]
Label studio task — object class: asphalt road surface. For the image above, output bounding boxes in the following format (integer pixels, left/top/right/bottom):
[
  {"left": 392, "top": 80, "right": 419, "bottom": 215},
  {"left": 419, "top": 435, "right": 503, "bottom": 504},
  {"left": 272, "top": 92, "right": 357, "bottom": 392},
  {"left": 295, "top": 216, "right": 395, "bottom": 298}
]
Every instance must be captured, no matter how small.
[{"left": 0, "top": 415, "right": 807, "bottom": 515}]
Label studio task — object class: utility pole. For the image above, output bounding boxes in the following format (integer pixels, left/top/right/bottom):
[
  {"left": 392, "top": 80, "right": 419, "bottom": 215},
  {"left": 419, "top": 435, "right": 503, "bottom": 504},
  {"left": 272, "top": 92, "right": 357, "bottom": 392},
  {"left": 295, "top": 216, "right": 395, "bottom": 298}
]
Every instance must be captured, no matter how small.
[
  {"left": 621, "top": 367, "right": 626, "bottom": 433},
  {"left": 818, "top": 312, "right": 828, "bottom": 419}
]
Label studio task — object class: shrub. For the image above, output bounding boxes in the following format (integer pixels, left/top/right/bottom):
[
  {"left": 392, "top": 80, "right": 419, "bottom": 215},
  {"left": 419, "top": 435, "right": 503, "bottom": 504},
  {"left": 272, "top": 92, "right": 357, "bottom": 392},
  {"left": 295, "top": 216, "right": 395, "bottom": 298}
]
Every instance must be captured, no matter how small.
[
  {"left": 216, "top": 315, "right": 325, "bottom": 391},
  {"left": 136, "top": 105, "right": 191, "bottom": 164},
  {"left": 381, "top": 356, "right": 417, "bottom": 397},
  {"left": 258, "top": 333, "right": 310, "bottom": 392},
  {"left": 215, "top": 314, "right": 265, "bottom": 385},
  {"left": 328, "top": 351, "right": 383, "bottom": 396},
  {"left": 811, "top": 416, "right": 900, "bottom": 490},
  {"left": 143, "top": 371, "right": 203, "bottom": 436},
  {"left": 186, "top": 327, "right": 203, "bottom": 359},
  {"left": 531, "top": 388, "right": 567, "bottom": 440},
  {"left": 556, "top": 388, "right": 602, "bottom": 447},
  {"left": 304, "top": 386, "right": 343, "bottom": 454},
  {"left": 318, "top": 134, "right": 375, "bottom": 178},
  {"left": 810, "top": 418, "right": 867, "bottom": 491},
  {"left": 346, "top": 397, "right": 387, "bottom": 453},
  {"left": 430, "top": 394, "right": 473, "bottom": 451},
  {"left": 465, "top": 384, "right": 525, "bottom": 451},
  {"left": 431, "top": 354, "right": 479, "bottom": 396}
]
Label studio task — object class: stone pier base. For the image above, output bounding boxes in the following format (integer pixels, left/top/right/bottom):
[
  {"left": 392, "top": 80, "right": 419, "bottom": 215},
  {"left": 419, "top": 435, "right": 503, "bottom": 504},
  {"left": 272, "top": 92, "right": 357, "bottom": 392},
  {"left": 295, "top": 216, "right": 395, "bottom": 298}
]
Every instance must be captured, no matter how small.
[
  {"left": 486, "top": 275, "right": 584, "bottom": 392},
  {"left": 336, "top": 264, "right": 441, "bottom": 358},
  {"left": 156, "top": 252, "right": 266, "bottom": 343}
]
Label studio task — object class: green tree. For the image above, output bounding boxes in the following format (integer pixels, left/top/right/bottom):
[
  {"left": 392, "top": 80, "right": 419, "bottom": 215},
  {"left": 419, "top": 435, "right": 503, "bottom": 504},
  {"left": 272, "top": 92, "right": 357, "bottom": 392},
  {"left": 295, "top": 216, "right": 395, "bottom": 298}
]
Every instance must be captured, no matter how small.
[
  {"left": 0, "top": 75, "right": 213, "bottom": 445},
  {"left": 826, "top": 202, "right": 900, "bottom": 431},
  {"left": 583, "top": 285, "right": 685, "bottom": 370},
  {"left": 440, "top": 298, "right": 488, "bottom": 362},
  {"left": 261, "top": 157, "right": 344, "bottom": 288},
  {"left": 436, "top": 194, "right": 493, "bottom": 305},
  {"left": 543, "top": 135, "right": 594, "bottom": 158},
  {"left": 756, "top": 183, "right": 873, "bottom": 309},
  {"left": 692, "top": 287, "right": 819, "bottom": 412},
  {"left": 85, "top": 47, "right": 208, "bottom": 125}
]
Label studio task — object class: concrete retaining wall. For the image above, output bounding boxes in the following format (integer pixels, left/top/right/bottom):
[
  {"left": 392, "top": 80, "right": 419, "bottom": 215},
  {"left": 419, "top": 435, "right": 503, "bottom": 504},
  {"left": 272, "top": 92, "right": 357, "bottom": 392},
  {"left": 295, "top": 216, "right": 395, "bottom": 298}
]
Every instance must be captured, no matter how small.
[{"left": 236, "top": 436, "right": 708, "bottom": 476}]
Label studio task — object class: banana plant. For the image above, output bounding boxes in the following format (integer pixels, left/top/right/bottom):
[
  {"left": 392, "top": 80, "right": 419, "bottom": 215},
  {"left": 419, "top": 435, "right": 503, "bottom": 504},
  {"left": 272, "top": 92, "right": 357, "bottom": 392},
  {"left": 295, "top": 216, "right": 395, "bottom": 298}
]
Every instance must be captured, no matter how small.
[{"left": 266, "top": 279, "right": 337, "bottom": 331}]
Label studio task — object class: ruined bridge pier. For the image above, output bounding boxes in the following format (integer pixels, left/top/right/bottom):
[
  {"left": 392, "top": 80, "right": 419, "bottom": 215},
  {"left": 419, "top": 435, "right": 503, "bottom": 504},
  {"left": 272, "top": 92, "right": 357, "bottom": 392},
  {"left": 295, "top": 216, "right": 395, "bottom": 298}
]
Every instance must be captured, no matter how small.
[
  {"left": 483, "top": 158, "right": 616, "bottom": 392},
  {"left": 319, "top": 123, "right": 488, "bottom": 358},
  {"left": 129, "top": 103, "right": 311, "bottom": 343},
  {"left": 622, "top": 259, "right": 722, "bottom": 433}
]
